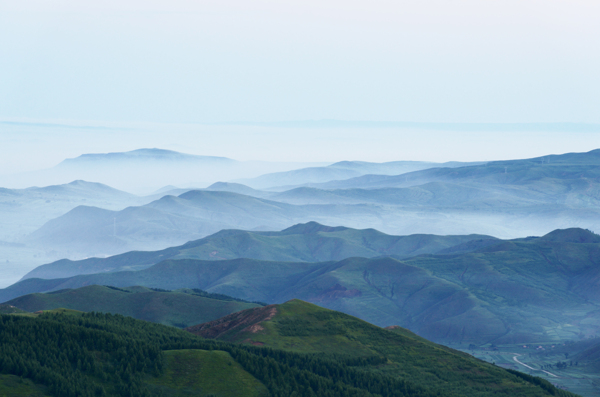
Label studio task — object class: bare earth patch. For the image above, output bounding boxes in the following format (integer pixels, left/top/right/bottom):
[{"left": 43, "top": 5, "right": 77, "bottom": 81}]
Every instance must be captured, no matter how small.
[{"left": 185, "top": 305, "right": 277, "bottom": 340}]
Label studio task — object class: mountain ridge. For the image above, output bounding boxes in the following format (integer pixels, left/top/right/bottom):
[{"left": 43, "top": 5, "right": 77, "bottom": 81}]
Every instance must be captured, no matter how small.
[{"left": 21, "top": 221, "right": 496, "bottom": 280}]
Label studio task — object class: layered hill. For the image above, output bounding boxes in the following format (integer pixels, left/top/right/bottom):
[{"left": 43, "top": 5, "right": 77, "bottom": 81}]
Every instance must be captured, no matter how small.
[
  {"left": 16, "top": 149, "right": 600, "bottom": 264},
  {"left": 23, "top": 190, "right": 311, "bottom": 256},
  {"left": 4, "top": 285, "right": 262, "bottom": 328},
  {"left": 5, "top": 147, "right": 331, "bottom": 194},
  {"left": 22, "top": 221, "right": 495, "bottom": 280},
  {"left": 306, "top": 148, "right": 600, "bottom": 191},
  {"left": 0, "top": 180, "right": 144, "bottom": 240},
  {"left": 5, "top": 228, "right": 600, "bottom": 346},
  {"left": 237, "top": 159, "right": 479, "bottom": 190},
  {"left": 0, "top": 180, "right": 153, "bottom": 287}
]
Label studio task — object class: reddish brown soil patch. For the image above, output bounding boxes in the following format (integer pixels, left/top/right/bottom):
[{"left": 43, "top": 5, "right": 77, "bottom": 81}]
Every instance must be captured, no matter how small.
[
  {"left": 313, "top": 283, "right": 362, "bottom": 302},
  {"left": 185, "top": 305, "right": 278, "bottom": 340}
]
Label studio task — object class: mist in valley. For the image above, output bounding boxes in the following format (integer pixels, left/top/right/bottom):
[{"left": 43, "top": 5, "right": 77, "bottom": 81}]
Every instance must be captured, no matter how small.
[{"left": 1, "top": 131, "right": 600, "bottom": 287}]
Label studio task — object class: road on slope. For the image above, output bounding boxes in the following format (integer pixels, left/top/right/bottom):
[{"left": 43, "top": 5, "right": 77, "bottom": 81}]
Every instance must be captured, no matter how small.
[{"left": 512, "top": 354, "right": 558, "bottom": 377}]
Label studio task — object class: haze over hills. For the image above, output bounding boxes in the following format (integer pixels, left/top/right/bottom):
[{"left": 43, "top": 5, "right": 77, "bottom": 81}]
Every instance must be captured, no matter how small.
[
  {"left": 23, "top": 190, "right": 303, "bottom": 256},
  {"left": 302, "top": 149, "right": 600, "bottom": 190},
  {"left": 22, "top": 191, "right": 400, "bottom": 258},
  {"left": 0, "top": 180, "right": 142, "bottom": 240},
  {"left": 236, "top": 159, "right": 482, "bottom": 190},
  {"left": 21, "top": 221, "right": 496, "bottom": 280},
  {"left": 204, "top": 181, "right": 272, "bottom": 198},
  {"left": 5, "top": 227, "right": 600, "bottom": 348},
  {"left": 0, "top": 180, "right": 155, "bottom": 287},
  {"left": 4, "top": 148, "right": 600, "bottom": 286},
  {"left": 0, "top": 148, "right": 332, "bottom": 194},
  {"left": 57, "top": 148, "right": 234, "bottom": 165}
]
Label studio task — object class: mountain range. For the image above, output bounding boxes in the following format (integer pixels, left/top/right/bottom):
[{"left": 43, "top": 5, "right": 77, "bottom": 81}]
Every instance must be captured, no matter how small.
[
  {"left": 14, "top": 148, "right": 600, "bottom": 265},
  {"left": 235, "top": 159, "right": 481, "bottom": 190},
  {"left": 4, "top": 226, "right": 600, "bottom": 348}
]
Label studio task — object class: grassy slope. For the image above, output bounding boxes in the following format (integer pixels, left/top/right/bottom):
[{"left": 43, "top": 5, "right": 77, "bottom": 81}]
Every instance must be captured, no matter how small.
[
  {"left": 146, "top": 350, "right": 269, "bottom": 397},
  {"left": 5, "top": 285, "right": 261, "bottom": 328},
  {"left": 187, "top": 299, "right": 578, "bottom": 396}
]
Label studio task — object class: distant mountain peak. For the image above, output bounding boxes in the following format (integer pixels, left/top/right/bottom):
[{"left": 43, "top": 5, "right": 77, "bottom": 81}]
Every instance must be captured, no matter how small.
[
  {"left": 58, "top": 148, "right": 235, "bottom": 165},
  {"left": 540, "top": 228, "right": 600, "bottom": 244},
  {"left": 280, "top": 221, "right": 349, "bottom": 235},
  {"left": 207, "top": 182, "right": 250, "bottom": 189}
]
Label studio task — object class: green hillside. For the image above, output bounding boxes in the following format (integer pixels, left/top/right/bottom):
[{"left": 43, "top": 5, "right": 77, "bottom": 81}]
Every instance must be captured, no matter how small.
[
  {"left": 187, "top": 299, "right": 578, "bottom": 396},
  {"left": 0, "top": 303, "right": 578, "bottom": 397},
  {"left": 5, "top": 285, "right": 262, "bottom": 328},
  {"left": 22, "top": 221, "right": 495, "bottom": 280},
  {"left": 0, "top": 303, "right": 28, "bottom": 314},
  {"left": 147, "top": 350, "right": 269, "bottom": 397}
]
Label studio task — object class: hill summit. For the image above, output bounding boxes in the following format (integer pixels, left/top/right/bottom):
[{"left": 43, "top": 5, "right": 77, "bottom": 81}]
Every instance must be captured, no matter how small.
[
  {"left": 279, "top": 221, "right": 349, "bottom": 235},
  {"left": 540, "top": 227, "right": 600, "bottom": 243}
]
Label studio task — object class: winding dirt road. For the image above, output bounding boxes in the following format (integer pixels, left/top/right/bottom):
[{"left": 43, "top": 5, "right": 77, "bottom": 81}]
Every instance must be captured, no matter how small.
[{"left": 512, "top": 354, "right": 558, "bottom": 378}]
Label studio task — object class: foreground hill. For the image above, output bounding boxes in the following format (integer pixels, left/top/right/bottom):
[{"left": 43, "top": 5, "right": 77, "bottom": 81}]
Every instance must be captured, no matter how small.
[
  {"left": 4, "top": 285, "right": 262, "bottom": 328},
  {"left": 0, "top": 302, "right": 578, "bottom": 396},
  {"left": 188, "top": 300, "right": 577, "bottom": 396},
  {"left": 5, "top": 228, "right": 600, "bottom": 346},
  {"left": 22, "top": 221, "right": 495, "bottom": 280}
]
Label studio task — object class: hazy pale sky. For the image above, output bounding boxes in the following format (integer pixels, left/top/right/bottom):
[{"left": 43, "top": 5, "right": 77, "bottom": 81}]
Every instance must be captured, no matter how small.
[{"left": 1, "top": 0, "right": 599, "bottom": 124}]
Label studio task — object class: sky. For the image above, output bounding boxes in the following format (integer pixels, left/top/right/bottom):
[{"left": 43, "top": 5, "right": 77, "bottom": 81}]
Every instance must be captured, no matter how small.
[
  {"left": 1, "top": 0, "right": 599, "bottom": 125},
  {"left": 0, "top": 0, "right": 600, "bottom": 171}
]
